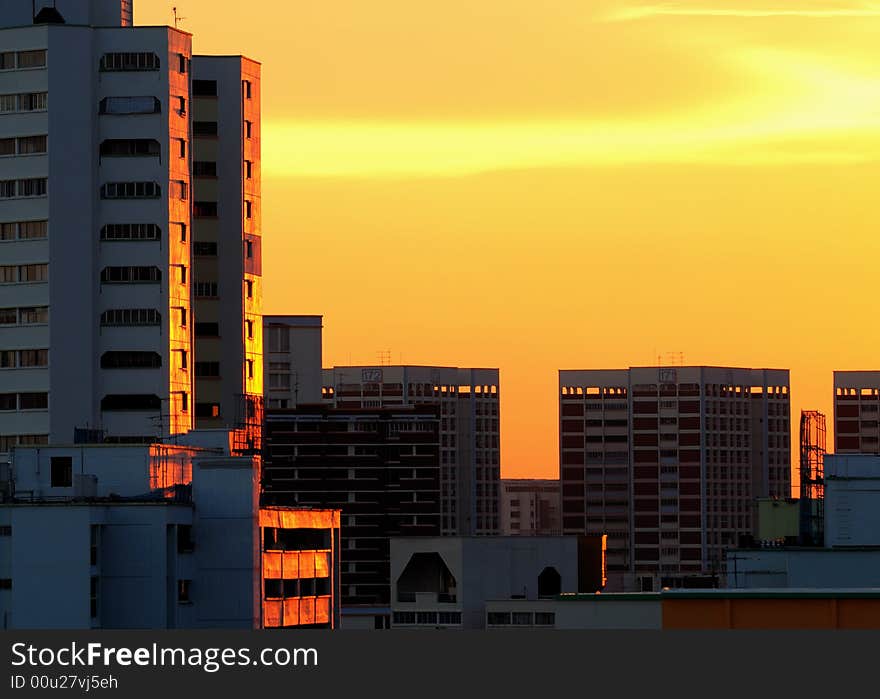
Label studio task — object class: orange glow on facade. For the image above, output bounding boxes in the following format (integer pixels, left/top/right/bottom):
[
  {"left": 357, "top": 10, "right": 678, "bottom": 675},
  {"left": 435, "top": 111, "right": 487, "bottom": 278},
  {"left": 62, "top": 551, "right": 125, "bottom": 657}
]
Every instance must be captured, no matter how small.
[{"left": 136, "top": 2, "right": 880, "bottom": 480}]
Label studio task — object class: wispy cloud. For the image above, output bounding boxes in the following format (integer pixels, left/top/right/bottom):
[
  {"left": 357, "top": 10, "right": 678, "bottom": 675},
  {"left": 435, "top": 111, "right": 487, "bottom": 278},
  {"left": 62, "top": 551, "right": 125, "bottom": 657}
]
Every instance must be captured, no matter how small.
[{"left": 606, "top": 2, "right": 880, "bottom": 21}]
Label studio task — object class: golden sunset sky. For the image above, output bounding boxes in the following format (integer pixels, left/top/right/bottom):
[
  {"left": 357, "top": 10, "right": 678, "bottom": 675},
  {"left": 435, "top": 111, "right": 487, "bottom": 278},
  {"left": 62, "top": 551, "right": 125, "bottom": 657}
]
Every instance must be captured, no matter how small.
[{"left": 139, "top": 0, "right": 880, "bottom": 481}]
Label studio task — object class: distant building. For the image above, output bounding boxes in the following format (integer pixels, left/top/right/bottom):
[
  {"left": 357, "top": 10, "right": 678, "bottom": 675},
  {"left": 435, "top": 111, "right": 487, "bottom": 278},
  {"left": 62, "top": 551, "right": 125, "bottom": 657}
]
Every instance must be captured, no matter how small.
[
  {"left": 389, "top": 535, "right": 605, "bottom": 629},
  {"left": 0, "top": 437, "right": 340, "bottom": 629},
  {"left": 323, "top": 365, "right": 500, "bottom": 536},
  {"left": 263, "top": 315, "right": 323, "bottom": 408},
  {"left": 263, "top": 404, "right": 441, "bottom": 629},
  {"left": 833, "top": 371, "right": 880, "bottom": 453},
  {"left": 753, "top": 497, "right": 799, "bottom": 543},
  {"left": 559, "top": 366, "right": 791, "bottom": 591},
  {"left": 500, "top": 479, "right": 561, "bottom": 535},
  {"left": 190, "top": 56, "right": 263, "bottom": 445}
]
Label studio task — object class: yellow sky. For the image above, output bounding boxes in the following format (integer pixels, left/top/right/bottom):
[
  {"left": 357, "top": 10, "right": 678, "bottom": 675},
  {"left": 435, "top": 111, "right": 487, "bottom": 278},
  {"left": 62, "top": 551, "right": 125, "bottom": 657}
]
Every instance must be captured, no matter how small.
[{"left": 139, "top": 1, "right": 880, "bottom": 482}]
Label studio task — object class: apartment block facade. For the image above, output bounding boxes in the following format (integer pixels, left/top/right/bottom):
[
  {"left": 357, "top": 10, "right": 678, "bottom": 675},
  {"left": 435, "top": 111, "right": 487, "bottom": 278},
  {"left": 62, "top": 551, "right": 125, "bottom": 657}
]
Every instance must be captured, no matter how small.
[
  {"left": 0, "top": 1, "right": 193, "bottom": 448},
  {"left": 833, "top": 371, "right": 880, "bottom": 453},
  {"left": 323, "top": 365, "right": 500, "bottom": 536},
  {"left": 559, "top": 366, "right": 790, "bottom": 591},
  {"left": 264, "top": 315, "right": 323, "bottom": 408},
  {"left": 500, "top": 479, "right": 561, "bottom": 536},
  {"left": 190, "top": 55, "right": 262, "bottom": 444}
]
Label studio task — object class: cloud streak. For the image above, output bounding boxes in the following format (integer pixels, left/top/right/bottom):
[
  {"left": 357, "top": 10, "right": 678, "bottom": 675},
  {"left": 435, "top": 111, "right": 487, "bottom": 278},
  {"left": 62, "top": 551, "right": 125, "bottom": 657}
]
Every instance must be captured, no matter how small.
[{"left": 606, "top": 3, "right": 880, "bottom": 21}]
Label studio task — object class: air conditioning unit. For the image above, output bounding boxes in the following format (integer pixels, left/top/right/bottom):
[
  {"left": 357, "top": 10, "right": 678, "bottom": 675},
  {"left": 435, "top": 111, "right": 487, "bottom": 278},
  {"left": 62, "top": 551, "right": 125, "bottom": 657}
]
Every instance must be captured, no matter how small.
[{"left": 73, "top": 474, "right": 98, "bottom": 498}]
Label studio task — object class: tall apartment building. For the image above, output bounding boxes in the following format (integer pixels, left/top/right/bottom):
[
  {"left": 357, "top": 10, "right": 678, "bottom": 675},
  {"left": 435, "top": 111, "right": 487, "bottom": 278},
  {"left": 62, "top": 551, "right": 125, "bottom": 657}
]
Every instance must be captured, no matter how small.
[
  {"left": 833, "top": 371, "right": 880, "bottom": 453},
  {"left": 323, "top": 365, "right": 501, "bottom": 535},
  {"left": 190, "top": 56, "right": 262, "bottom": 445},
  {"left": 0, "top": 1, "right": 193, "bottom": 449},
  {"left": 559, "top": 366, "right": 791, "bottom": 591},
  {"left": 263, "top": 404, "right": 441, "bottom": 627},
  {"left": 500, "top": 479, "right": 561, "bottom": 536},
  {"left": 264, "top": 315, "right": 323, "bottom": 408}
]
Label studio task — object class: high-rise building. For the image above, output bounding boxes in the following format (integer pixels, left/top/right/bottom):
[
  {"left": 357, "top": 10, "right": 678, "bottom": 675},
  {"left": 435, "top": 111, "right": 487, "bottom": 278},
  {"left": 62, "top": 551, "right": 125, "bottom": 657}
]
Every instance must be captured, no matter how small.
[
  {"left": 323, "top": 365, "right": 501, "bottom": 535},
  {"left": 0, "top": 1, "right": 193, "bottom": 449},
  {"left": 190, "top": 56, "right": 262, "bottom": 444},
  {"left": 500, "top": 479, "right": 561, "bottom": 536},
  {"left": 833, "top": 371, "right": 880, "bottom": 453},
  {"left": 263, "top": 404, "right": 441, "bottom": 628},
  {"left": 559, "top": 366, "right": 791, "bottom": 591},
  {"left": 263, "top": 315, "right": 323, "bottom": 409}
]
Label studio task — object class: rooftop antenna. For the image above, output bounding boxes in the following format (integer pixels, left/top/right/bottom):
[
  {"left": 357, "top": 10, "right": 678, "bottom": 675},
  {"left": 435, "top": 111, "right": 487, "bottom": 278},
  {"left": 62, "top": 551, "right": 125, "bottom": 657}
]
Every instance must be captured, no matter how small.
[{"left": 172, "top": 6, "right": 186, "bottom": 29}]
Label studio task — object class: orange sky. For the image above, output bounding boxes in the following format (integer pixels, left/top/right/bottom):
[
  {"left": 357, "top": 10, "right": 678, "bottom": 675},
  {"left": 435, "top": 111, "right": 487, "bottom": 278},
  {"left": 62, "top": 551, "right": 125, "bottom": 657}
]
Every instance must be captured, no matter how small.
[{"left": 138, "top": 0, "right": 880, "bottom": 480}]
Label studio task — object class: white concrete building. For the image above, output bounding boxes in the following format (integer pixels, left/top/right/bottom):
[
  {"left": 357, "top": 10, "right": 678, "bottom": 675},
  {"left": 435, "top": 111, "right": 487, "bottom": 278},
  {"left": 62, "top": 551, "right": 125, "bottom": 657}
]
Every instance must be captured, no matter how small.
[
  {"left": 501, "top": 478, "right": 561, "bottom": 535},
  {"left": 0, "top": 438, "right": 341, "bottom": 629},
  {"left": 389, "top": 536, "right": 587, "bottom": 629},
  {"left": 191, "top": 56, "right": 262, "bottom": 442},
  {"left": 324, "top": 365, "right": 501, "bottom": 535},
  {"left": 0, "top": 1, "right": 193, "bottom": 448},
  {"left": 264, "top": 315, "right": 322, "bottom": 408}
]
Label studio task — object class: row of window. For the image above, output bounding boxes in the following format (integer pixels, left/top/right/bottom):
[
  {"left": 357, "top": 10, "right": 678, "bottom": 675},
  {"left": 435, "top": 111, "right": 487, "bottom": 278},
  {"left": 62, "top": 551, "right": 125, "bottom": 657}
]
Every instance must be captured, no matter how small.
[
  {"left": 0, "top": 306, "right": 48, "bottom": 325},
  {"left": 100, "top": 266, "right": 162, "bottom": 283},
  {"left": 0, "top": 349, "right": 48, "bottom": 368},
  {"left": 0, "top": 178, "right": 47, "bottom": 199},
  {"left": 193, "top": 281, "right": 218, "bottom": 297},
  {"left": 392, "top": 611, "right": 463, "bottom": 626},
  {"left": 101, "top": 223, "right": 161, "bottom": 241},
  {"left": 0, "top": 135, "right": 47, "bottom": 157},
  {"left": 100, "top": 181, "right": 161, "bottom": 199},
  {"left": 264, "top": 577, "right": 331, "bottom": 599},
  {"left": 0, "top": 92, "right": 48, "bottom": 113},
  {"left": 193, "top": 120, "right": 254, "bottom": 139},
  {"left": 101, "top": 351, "right": 162, "bottom": 369},
  {"left": 0, "top": 264, "right": 48, "bottom": 284},
  {"left": 195, "top": 361, "right": 220, "bottom": 377},
  {"left": 0, "top": 220, "right": 47, "bottom": 241},
  {"left": 100, "top": 308, "right": 161, "bottom": 326},
  {"left": 99, "top": 95, "right": 160, "bottom": 115},
  {"left": 99, "top": 52, "right": 160, "bottom": 72},
  {"left": 486, "top": 611, "right": 555, "bottom": 626},
  {"left": 99, "top": 139, "right": 160, "bottom": 158},
  {"left": 0, "top": 50, "right": 47, "bottom": 71},
  {"left": 0, "top": 434, "right": 48, "bottom": 452},
  {"left": 0, "top": 392, "right": 48, "bottom": 411}
]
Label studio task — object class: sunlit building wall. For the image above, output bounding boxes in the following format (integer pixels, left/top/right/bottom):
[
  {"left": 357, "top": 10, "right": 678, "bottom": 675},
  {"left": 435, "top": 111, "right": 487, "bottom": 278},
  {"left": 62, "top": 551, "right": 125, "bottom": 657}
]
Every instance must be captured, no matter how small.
[
  {"left": 190, "top": 56, "right": 262, "bottom": 439},
  {"left": 323, "top": 365, "right": 500, "bottom": 536},
  {"left": 559, "top": 366, "right": 791, "bottom": 591},
  {"left": 0, "top": 1, "right": 193, "bottom": 449}
]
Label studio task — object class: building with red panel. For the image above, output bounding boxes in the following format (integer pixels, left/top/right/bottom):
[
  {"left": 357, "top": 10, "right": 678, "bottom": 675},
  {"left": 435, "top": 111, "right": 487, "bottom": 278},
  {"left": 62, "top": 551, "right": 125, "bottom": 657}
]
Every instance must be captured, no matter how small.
[
  {"left": 833, "top": 371, "right": 880, "bottom": 453},
  {"left": 559, "top": 366, "right": 790, "bottom": 592}
]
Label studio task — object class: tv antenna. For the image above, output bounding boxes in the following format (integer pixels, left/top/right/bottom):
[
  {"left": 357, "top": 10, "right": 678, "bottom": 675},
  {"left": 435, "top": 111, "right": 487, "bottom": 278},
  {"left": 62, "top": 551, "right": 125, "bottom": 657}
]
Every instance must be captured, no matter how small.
[{"left": 172, "top": 6, "right": 187, "bottom": 28}]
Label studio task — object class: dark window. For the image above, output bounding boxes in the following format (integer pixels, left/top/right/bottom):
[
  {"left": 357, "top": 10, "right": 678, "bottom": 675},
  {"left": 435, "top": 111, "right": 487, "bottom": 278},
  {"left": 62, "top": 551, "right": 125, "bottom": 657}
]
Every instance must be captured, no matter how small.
[
  {"left": 195, "top": 403, "right": 220, "bottom": 418},
  {"left": 99, "top": 96, "right": 160, "bottom": 115},
  {"left": 100, "top": 181, "right": 161, "bottom": 199},
  {"left": 100, "top": 351, "right": 162, "bottom": 369},
  {"left": 90, "top": 577, "right": 98, "bottom": 618},
  {"left": 194, "top": 201, "right": 217, "bottom": 218},
  {"left": 195, "top": 361, "right": 220, "bottom": 378},
  {"left": 177, "top": 525, "right": 194, "bottom": 553},
  {"left": 100, "top": 223, "right": 160, "bottom": 241},
  {"left": 193, "top": 241, "right": 217, "bottom": 256},
  {"left": 0, "top": 394, "right": 15, "bottom": 410},
  {"left": 50, "top": 456, "right": 72, "bottom": 487},
  {"left": 193, "top": 161, "right": 217, "bottom": 177},
  {"left": 245, "top": 120, "right": 252, "bottom": 138},
  {"left": 263, "top": 527, "right": 330, "bottom": 551},
  {"left": 193, "top": 121, "right": 218, "bottom": 137},
  {"left": 177, "top": 137, "right": 185, "bottom": 157},
  {"left": 538, "top": 567, "right": 562, "bottom": 597},
  {"left": 99, "top": 139, "right": 160, "bottom": 158},
  {"left": 265, "top": 579, "right": 282, "bottom": 598},
  {"left": 101, "top": 266, "right": 161, "bottom": 283},
  {"left": 194, "top": 322, "right": 219, "bottom": 337},
  {"left": 243, "top": 80, "right": 252, "bottom": 99},
  {"left": 177, "top": 579, "right": 191, "bottom": 603},
  {"left": 101, "top": 394, "right": 161, "bottom": 411},
  {"left": 100, "top": 52, "right": 160, "bottom": 71},
  {"left": 192, "top": 80, "right": 217, "bottom": 97},
  {"left": 245, "top": 160, "right": 253, "bottom": 179},
  {"left": 177, "top": 54, "right": 187, "bottom": 74},
  {"left": 18, "top": 392, "right": 48, "bottom": 410},
  {"left": 100, "top": 308, "right": 160, "bottom": 326},
  {"left": 245, "top": 200, "right": 253, "bottom": 219}
]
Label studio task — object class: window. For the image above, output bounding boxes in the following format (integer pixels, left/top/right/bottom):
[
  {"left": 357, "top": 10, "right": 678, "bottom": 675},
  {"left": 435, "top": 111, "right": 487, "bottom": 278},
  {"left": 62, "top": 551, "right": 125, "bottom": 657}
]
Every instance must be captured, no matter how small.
[
  {"left": 20, "top": 92, "right": 47, "bottom": 111},
  {"left": 180, "top": 392, "right": 188, "bottom": 412},
  {"left": 438, "top": 612, "right": 461, "bottom": 625},
  {"left": 245, "top": 279, "right": 253, "bottom": 298},
  {"left": 19, "top": 220, "right": 47, "bottom": 239},
  {"left": 245, "top": 240, "right": 254, "bottom": 258},
  {"left": 178, "top": 265, "right": 187, "bottom": 284},
  {"left": 100, "top": 266, "right": 161, "bottom": 283},
  {"left": 0, "top": 394, "right": 15, "bottom": 410},
  {"left": 100, "top": 308, "right": 160, "bottom": 326},
  {"left": 193, "top": 80, "right": 217, "bottom": 97},
  {"left": 195, "top": 322, "right": 219, "bottom": 337},
  {"left": 194, "top": 201, "right": 218, "bottom": 218},
  {"left": 99, "top": 139, "right": 160, "bottom": 158},
  {"left": 179, "top": 307, "right": 187, "bottom": 327},
  {"left": 177, "top": 138, "right": 186, "bottom": 157},
  {"left": 17, "top": 50, "right": 47, "bottom": 69},
  {"left": 0, "top": 53, "right": 13, "bottom": 70},
  {"left": 0, "top": 94, "right": 15, "bottom": 112},
  {"left": 245, "top": 120, "right": 253, "bottom": 138},
  {"left": 18, "top": 349, "right": 48, "bottom": 367},
  {"left": 487, "top": 612, "right": 511, "bottom": 626},
  {"left": 195, "top": 403, "right": 220, "bottom": 418},
  {"left": 100, "top": 351, "right": 162, "bottom": 369},
  {"left": 19, "top": 392, "right": 48, "bottom": 410},
  {"left": 0, "top": 139, "right": 13, "bottom": 156},
  {"left": 179, "top": 350, "right": 188, "bottom": 370},
  {"left": 100, "top": 223, "right": 160, "bottom": 241},
  {"left": 193, "top": 241, "right": 217, "bottom": 256},
  {"left": 101, "top": 181, "right": 160, "bottom": 199},
  {"left": 178, "top": 222, "right": 187, "bottom": 241},
  {"left": 175, "top": 180, "right": 187, "bottom": 200},
  {"left": 178, "top": 54, "right": 187, "bottom": 73},
  {"left": 195, "top": 361, "right": 220, "bottom": 378},
  {"left": 268, "top": 326, "right": 290, "bottom": 352},
  {"left": 193, "top": 161, "right": 217, "bottom": 177},
  {"left": 90, "top": 577, "right": 98, "bottom": 618},
  {"left": 18, "top": 178, "right": 46, "bottom": 197},
  {"left": 99, "top": 96, "right": 159, "bottom": 115},
  {"left": 100, "top": 52, "right": 160, "bottom": 71},
  {"left": 512, "top": 612, "right": 533, "bottom": 626},
  {"left": 245, "top": 160, "right": 253, "bottom": 179},
  {"left": 0, "top": 351, "right": 14, "bottom": 368},
  {"left": 0, "top": 267, "right": 17, "bottom": 283},
  {"left": 193, "top": 121, "right": 218, "bottom": 137},
  {"left": 535, "top": 612, "right": 555, "bottom": 626},
  {"left": 51, "top": 456, "right": 73, "bottom": 487},
  {"left": 194, "top": 281, "right": 218, "bottom": 297},
  {"left": 243, "top": 80, "right": 252, "bottom": 99},
  {"left": 177, "top": 579, "right": 191, "bottom": 603},
  {"left": 245, "top": 200, "right": 253, "bottom": 219},
  {"left": 177, "top": 525, "right": 194, "bottom": 553},
  {"left": 0, "top": 309, "right": 15, "bottom": 325},
  {"left": 19, "top": 306, "right": 49, "bottom": 324},
  {"left": 19, "top": 264, "right": 48, "bottom": 282},
  {"left": 246, "top": 319, "right": 254, "bottom": 338},
  {"left": 17, "top": 135, "right": 47, "bottom": 155},
  {"left": 247, "top": 359, "right": 254, "bottom": 379}
]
